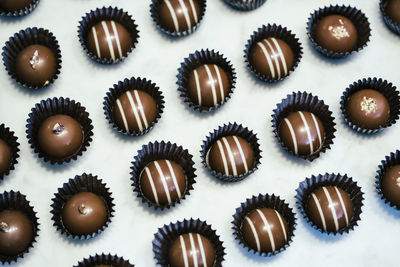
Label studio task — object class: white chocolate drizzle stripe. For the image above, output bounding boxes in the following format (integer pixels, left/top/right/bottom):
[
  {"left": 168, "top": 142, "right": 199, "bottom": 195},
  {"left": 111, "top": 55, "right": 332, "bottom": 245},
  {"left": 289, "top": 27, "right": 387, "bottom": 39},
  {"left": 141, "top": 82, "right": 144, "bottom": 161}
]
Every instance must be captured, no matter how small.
[
  {"left": 178, "top": 0, "right": 192, "bottom": 30},
  {"left": 101, "top": 21, "right": 116, "bottom": 61},
  {"left": 257, "top": 42, "right": 275, "bottom": 78},
  {"left": 216, "top": 140, "right": 229, "bottom": 175},
  {"left": 275, "top": 210, "right": 287, "bottom": 242},
  {"left": 222, "top": 137, "right": 238, "bottom": 176},
  {"left": 204, "top": 65, "right": 218, "bottom": 105},
  {"left": 180, "top": 235, "right": 189, "bottom": 267},
  {"left": 126, "top": 91, "right": 144, "bottom": 132},
  {"left": 193, "top": 69, "right": 202, "bottom": 106},
  {"left": 188, "top": 0, "right": 198, "bottom": 23},
  {"left": 214, "top": 64, "right": 225, "bottom": 101},
  {"left": 245, "top": 217, "right": 261, "bottom": 252},
  {"left": 263, "top": 39, "right": 281, "bottom": 79},
  {"left": 91, "top": 27, "right": 101, "bottom": 58},
  {"left": 323, "top": 187, "right": 339, "bottom": 231},
  {"left": 298, "top": 111, "right": 314, "bottom": 154},
  {"left": 116, "top": 99, "right": 129, "bottom": 132},
  {"left": 271, "top": 37, "right": 288, "bottom": 76},
  {"left": 189, "top": 233, "right": 199, "bottom": 267},
  {"left": 233, "top": 136, "right": 248, "bottom": 173},
  {"left": 197, "top": 234, "right": 207, "bottom": 267},
  {"left": 154, "top": 161, "right": 172, "bottom": 204},
  {"left": 165, "top": 0, "right": 180, "bottom": 32},
  {"left": 256, "top": 209, "right": 276, "bottom": 252},
  {"left": 110, "top": 21, "right": 123, "bottom": 59},
  {"left": 311, "top": 113, "right": 323, "bottom": 150},
  {"left": 144, "top": 167, "right": 159, "bottom": 205},
  {"left": 283, "top": 118, "right": 298, "bottom": 155},
  {"left": 134, "top": 90, "right": 149, "bottom": 129},
  {"left": 165, "top": 160, "right": 182, "bottom": 198},
  {"left": 334, "top": 187, "right": 349, "bottom": 225},
  {"left": 311, "top": 193, "right": 327, "bottom": 231}
]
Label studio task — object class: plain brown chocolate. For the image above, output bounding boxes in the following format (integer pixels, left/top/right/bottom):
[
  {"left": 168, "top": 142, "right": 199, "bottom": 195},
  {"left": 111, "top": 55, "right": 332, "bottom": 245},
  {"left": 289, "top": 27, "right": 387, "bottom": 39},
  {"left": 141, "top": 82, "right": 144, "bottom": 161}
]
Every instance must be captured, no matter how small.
[
  {"left": 0, "top": 210, "right": 33, "bottom": 256},
  {"left": 0, "top": 139, "right": 11, "bottom": 176},
  {"left": 140, "top": 160, "right": 186, "bottom": 206},
  {"left": 382, "top": 165, "right": 400, "bottom": 207},
  {"left": 61, "top": 192, "right": 108, "bottom": 236},
  {"left": 0, "top": 0, "right": 33, "bottom": 12},
  {"left": 187, "top": 64, "right": 230, "bottom": 107},
  {"left": 158, "top": 0, "right": 200, "bottom": 32},
  {"left": 386, "top": 0, "right": 400, "bottom": 24},
  {"left": 113, "top": 90, "right": 157, "bottom": 133},
  {"left": 314, "top": 15, "right": 357, "bottom": 53},
  {"left": 241, "top": 208, "right": 288, "bottom": 253},
  {"left": 168, "top": 233, "right": 215, "bottom": 267},
  {"left": 345, "top": 89, "right": 390, "bottom": 129}
]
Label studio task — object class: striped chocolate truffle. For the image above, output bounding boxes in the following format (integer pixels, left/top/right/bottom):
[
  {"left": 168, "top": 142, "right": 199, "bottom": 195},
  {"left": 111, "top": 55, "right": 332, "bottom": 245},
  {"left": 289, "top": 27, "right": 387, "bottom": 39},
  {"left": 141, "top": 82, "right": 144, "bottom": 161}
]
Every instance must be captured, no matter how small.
[
  {"left": 278, "top": 111, "right": 325, "bottom": 156},
  {"left": 158, "top": 0, "right": 200, "bottom": 33},
  {"left": 241, "top": 208, "right": 288, "bottom": 253},
  {"left": 113, "top": 90, "right": 157, "bottom": 134},
  {"left": 206, "top": 136, "right": 254, "bottom": 176},
  {"left": 139, "top": 160, "right": 186, "bottom": 206},
  {"left": 187, "top": 64, "right": 230, "bottom": 108},
  {"left": 306, "top": 186, "right": 353, "bottom": 232},
  {"left": 168, "top": 233, "right": 215, "bottom": 267},
  {"left": 86, "top": 20, "right": 132, "bottom": 62},
  {"left": 249, "top": 37, "right": 294, "bottom": 80}
]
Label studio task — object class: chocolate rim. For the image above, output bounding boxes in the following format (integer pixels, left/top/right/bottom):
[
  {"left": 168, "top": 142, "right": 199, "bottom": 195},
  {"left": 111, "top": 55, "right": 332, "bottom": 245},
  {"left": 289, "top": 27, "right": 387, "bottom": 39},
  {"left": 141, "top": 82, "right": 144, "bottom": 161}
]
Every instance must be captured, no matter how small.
[
  {"left": 244, "top": 23, "right": 303, "bottom": 83},
  {"left": 200, "top": 122, "right": 262, "bottom": 182},
  {"left": 232, "top": 193, "right": 296, "bottom": 257},
  {"left": 150, "top": 0, "right": 207, "bottom": 37},
  {"left": 74, "top": 253, "right": 134, "bottom": 267},
  {"left": 380, "top": 0, "right": 400, "bottom": 35},
  {"left": 153, "top": 218, "right": 225, "bottom": 266},
  {"left": 77, "top": 6, "right": 140, "bottom": 65},
  {"left": 0, "top": 191, "right": 39, "bottom": 264},
  {"left": 340, "top": 77, "right": 400, "bottom": 134},
  {"left": 306, "top": 5, "right": 371, "bottom": 58},
  {"left": 177, "top": 49, "right": 236, "bottom": 112},
  {"left": 50, "top": 173, "right": 115, "bottom": 240},
  {"left": 26, "top": 97, "right": 94, "bottom": 165},
  {"left": 295, "top": 173, "right": 364, "bottom": 235},
  {"left": 130, "top": 141, "right": 197, "bottom": 210},
  {"left": 271, "top": 91, "right": 336, "bottom": 161},
  {"left": 0, "top": 124, "right": 20, "bottom": 180},
  {"left": 222, "top": 0, "right": 267, "bottom": 11},
  {"left": 103, "top": 77, "right": 165, "bottom": 136},
  {"left": 2, "top": 27, "right": 62, "bottom": 89},
  {"left": 0, "top": 0, "right": 39, "bottom": 17},
  {"left": 376, "top": 150, "right": 400, "bottom": 210}
]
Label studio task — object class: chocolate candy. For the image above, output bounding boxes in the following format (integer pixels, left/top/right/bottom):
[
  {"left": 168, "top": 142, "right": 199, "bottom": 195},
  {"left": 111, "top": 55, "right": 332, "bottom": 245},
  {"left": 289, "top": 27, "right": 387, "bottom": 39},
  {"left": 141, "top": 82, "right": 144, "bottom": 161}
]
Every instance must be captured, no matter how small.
[
  {"left": 0, "top": 210, "right": 33, "bottom": 256},
  {"left": 96, "top": 265, "right": 110, "bottom": 267},
  {"left": 187, "top": 64, "right": 230, "bottom": 108},
  {"left": 386, "top": 0, "right": 400, "bottom": 24},
  {"left": 139, "top": 160, "right": 186, "bottom": 206},
  {"left": 61, "top": 192, "right": 108, "bottom": 236},
  {"left": 168, "top": 233, "right": 215, "bottom": 267},
  {"left": 279, "top": 111, "right": 325, "bottom": 156},
  {"left": 0, "top": 140, "right": 11, "bottom": 176},
  {"left": 113, "top": 90, "right": 157, "bottom": 133},
  {"left": 158, "top": 0, "right": 200, "bottom": 33},
  {"left": 249, "top": 38, "right": 294, "bottom": 80},
  {"left": 382, "top": 165, "right": 400, "bottom": 207},
  {"left": 206, "top": 135, "right": 254, "bottom": 176},
  {"left": 307, "top": 186, "right": 353, "bottom": 232},
  {"left": 86, "top": 20, "right": 133, "bottom": 62},
  {"left": 0, "top": 0, "right": 33, "bottom": 12},
  {"left": 314, "top": 15, "right": 357, "bottom": 53},
  {"left": 345, "top": 89, "right": 390, "bottom": 129},
  {"left": 15, "top": 44, "right": 56, "bottom": 87},
  {"left": 38, "top": 114, "right": 83, "bottom": 159}
]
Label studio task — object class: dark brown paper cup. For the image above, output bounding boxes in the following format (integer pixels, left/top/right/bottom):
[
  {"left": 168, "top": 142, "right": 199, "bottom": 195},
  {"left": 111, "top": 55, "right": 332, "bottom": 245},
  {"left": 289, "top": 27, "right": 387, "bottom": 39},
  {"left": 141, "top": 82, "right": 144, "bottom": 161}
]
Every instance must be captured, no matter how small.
[
  {"left": 222, "top": 0, "right": 267, "bottom": 11},
  {"left": 0, "top": 0, "right": 39, "bottom": 17},
  {"left": 0, "top": 124, "right": 20, "bottom": 180},
  {"left": 380, "top": 0, "right": 400, "bottom": 35},
  {"left": 376, "top": 150, "right": 400, "bottom": 210},
  {"left": 74, "top": 253, "right": 134, "bottom": 267}
]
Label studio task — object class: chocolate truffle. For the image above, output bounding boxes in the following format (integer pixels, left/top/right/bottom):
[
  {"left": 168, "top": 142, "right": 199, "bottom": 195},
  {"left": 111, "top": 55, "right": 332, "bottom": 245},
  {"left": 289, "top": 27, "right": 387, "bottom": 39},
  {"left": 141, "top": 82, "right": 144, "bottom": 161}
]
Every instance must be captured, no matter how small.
[
  {"left": 187, "top": 64, "right": 230, "bottom": 108},
  {"left": 0, "top": 210, "right": 33, "bottom": 256},
  {"left": 61, "top": 192, "right": 108, "bottom": 236},
  {"left": 241, "top": 208, "right": 288, "bottom": 253},
  {"left": 168, "top": 233, "right": 215, "bottom": 267},
  {"left": 139, "top": 160, "right": 186, "bottom": 206},
  {"left": 279, "top": 111, "right": 325, "bottom": 156},
  {"left": 382, "top": 165, "right": 400, "bottom": 207},
  {"left": 345, "top": 89, "right": 390, "bottom": 129},
  {"left": 314, "top": 15, "right": 357, "bottom": 53},
  {"left": 113, "top": 90, "right": 157, "bottom": 133},
  {"left": 15, "top": 44, "right": 56, "bottom": 87},
  {"left": 249, "top": 37, "right": 294, "bottom": 80},
  {"left": 38, "top": 114, "right": 83, "bottom": 159},
  {"left": 96, "top": 265, "right": 111, "bottom": 267},
  {"left": 386, "top": 0, "right": 400, "bottom": 24},
  {"left": 0, "top": 139, "right": 11, "bottom": 176},
  {"left": 0, "top": 0, "right": 33, "bottom": 12},
  {"left": 86, "top": 20, "right": 133, "bottom": 62},
  {"left": 158, "top": 0, "right": 200, "bottom": 33},
  {"left": 206, "top": 135, "right": 254, "bottom": 176},
  {"left": 307, "top": 186, "right": 353, "bottom": 232}
]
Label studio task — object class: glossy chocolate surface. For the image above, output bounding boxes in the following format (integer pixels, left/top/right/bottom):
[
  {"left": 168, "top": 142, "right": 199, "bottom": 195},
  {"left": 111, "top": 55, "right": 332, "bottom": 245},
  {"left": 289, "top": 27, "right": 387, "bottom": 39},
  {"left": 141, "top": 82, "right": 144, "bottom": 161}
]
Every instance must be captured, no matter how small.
[
  {"left": 158, "top": 0, "right": 200, "bottom": 33},
  {"left": 0, "top": 0, "right": 33, "bottom": 12},
  {"left": 386, "top": 0, "right": 400, "bottom": 24},
  {"left": 382, "top": 165, "right": 400, "bottom": 207},
  {"left": 0, "top": 139, "right": 11, "bottom": 176}
]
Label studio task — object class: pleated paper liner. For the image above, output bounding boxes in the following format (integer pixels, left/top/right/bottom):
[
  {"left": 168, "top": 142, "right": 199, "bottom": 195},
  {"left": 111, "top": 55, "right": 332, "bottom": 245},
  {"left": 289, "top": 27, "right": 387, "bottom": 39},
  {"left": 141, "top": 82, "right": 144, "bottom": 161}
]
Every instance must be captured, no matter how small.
[
  {"left": 75, "top": 253, "right": 134, "bottom": 267},
  {"left": 295, "top": 173, "right": 363, "bottom": 235},
  {"left": 200, "top": 122, "right": 262, "bottom": 182},
  {"left": 26, "top": 97, "right": 94, "bottom": 165},
  {"left": 78, "top": 6, "right": 139, "bottom": 65},
  {"left": 271, "top": 91, "right": 336, "bottom": 161},
  {"left": 150, "top": 0, "right": 207, "bottom": 37},
  {"left": 222, "top": 0, "right": 267, "bottom": 11},
  {"left": 244, "top": 23, "right": 303, "bottom": 83},
  {"left": 0, "top": 191, "right": 39, "bottom": 264},
  {"left": 177, "top": 49, "right": 236, "bottom": 112},
  {"left": 50, "top": 173, "right": 114, "bottom": 240},
  {"left": 153, "top": 218, "right": 225, "bottom": 267},
  {"left": 380, "top": 0, "right": 400, "bottom": 35},
  {"left": 340, "top": 77, "right": 400, "bottom": 134},
  {"left": 0, "top": 124, "right": 20, "bottom": 180},
  {"left": 307, "top": 5, "right": 371, "bottom": 59},
  {"left": 2, "top": 27, "right": 62, "bottom": 89},
  {"left": 376, "top": 150, "right": 400, "bottom": 210},
  {"left": 103, "top": 77, "right": 165, "bottom": 136},
  {"left": 130, "top": 141, "right": 196, "bottom": 210},
  {"left": 0, "top": 0, "right": 39, "bottom": 17},
  {"left": 232, "top": 193, "right": 296, "bottom": 257}
]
